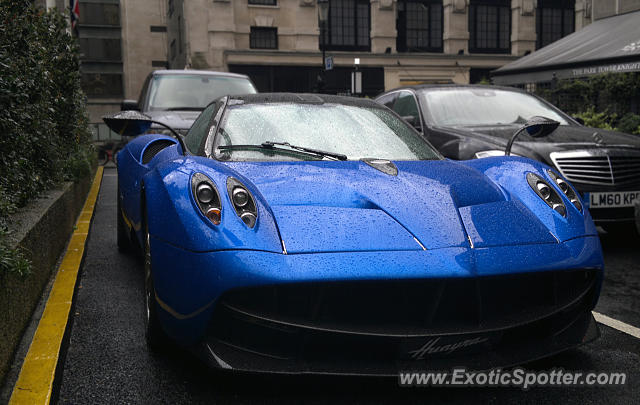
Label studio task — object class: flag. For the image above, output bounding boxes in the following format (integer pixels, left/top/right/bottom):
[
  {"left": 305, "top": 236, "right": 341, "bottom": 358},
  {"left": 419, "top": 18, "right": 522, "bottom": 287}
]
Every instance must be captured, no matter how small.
[{"left": 70, "top": 0, "right": 79, "bottom": 34}]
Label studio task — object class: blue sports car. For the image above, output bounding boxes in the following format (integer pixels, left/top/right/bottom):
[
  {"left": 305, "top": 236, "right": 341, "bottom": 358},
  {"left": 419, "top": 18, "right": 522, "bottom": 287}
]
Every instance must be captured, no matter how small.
[{"left": 108, "top": 94, "right": 604, "bottom": 375}]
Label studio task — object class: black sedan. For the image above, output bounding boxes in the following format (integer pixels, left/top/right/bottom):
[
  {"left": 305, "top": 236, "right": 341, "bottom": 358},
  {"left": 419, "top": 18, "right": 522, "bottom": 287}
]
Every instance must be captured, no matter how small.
[{"left": 375, "top": 85, "right": 640, "bottom": 233}]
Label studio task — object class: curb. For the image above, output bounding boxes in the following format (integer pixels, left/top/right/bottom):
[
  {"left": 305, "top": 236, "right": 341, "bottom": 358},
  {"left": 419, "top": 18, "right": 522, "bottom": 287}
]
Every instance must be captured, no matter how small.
[{"left": 8, "top": 167, "right": 103, "bottom": 404}]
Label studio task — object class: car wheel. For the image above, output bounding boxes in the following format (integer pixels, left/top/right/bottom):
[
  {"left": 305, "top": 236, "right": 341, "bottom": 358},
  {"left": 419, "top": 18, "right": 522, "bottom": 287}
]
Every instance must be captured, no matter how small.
[
  {"left": 117, "top": 183, "right": 132, "bottom": 253},
  {"left": 143, "top": 206, "right": 170, "bottom": 351}
]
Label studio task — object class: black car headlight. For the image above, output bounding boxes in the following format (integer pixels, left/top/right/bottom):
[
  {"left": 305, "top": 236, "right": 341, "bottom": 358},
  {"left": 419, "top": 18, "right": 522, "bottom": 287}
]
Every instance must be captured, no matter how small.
[
  {"left": 191, "top": 173, "right": 221, "bottom": 225},
  {"left": 547, "top": 170, "right": 583, "bottom": 213},
  {"left": 527, "top": 172, "right": 566, "bottom": 217},
  {"left": 227, "top": 177, "right": 258, "bottom": 228}
]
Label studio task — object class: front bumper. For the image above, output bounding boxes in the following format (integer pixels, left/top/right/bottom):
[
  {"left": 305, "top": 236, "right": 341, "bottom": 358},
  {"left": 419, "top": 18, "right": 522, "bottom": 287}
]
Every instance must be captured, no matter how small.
[{"left": 149, "top": 235, "right": 603, "bottom": 374}]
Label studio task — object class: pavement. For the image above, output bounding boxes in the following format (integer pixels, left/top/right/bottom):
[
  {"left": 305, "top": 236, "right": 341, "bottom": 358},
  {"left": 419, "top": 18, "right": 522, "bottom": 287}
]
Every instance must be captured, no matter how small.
[{"left": 42, "top": 167, "right": 640, "bottom": 403}]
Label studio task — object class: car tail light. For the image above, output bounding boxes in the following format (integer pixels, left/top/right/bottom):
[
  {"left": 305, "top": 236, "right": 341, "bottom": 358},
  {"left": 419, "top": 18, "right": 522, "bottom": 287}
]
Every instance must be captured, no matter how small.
[
  {"left": 527, "top": 172, "right": 566, "bottom": 217},
  {"left": 547, "top": 170, "right": 583, "bottom": 213},
  {"left": 192, "top": 173, "right": 221, "bottom": 225},
  {"left": 227, "top": 177, "right": 257, "bottom": 228}
]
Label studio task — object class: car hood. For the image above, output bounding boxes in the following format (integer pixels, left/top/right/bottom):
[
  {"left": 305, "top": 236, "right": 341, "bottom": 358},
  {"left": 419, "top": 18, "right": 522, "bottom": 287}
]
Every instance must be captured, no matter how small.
[
  {"left": 145, "top": 110, "right": 201, "bottom": 131},
  {"left": 224, "top": 160, "right": 555, "bottom": 253},
  {"left": 437, "top": 124, "right": 640, "bottom": 148}
]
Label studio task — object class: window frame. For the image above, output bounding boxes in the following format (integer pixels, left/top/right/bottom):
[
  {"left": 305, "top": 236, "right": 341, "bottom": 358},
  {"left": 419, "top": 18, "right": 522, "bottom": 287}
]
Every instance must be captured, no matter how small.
[
  {"left": 320, "top": 0, "right": 371, "bottom": 52},
  {"left": 396, "top": 0, "right": 443, "bottom": 53},
  {"left": 250, "top": 26, "right": 278, "bottom": 49},
  {"left": 536, "top": 0, "right": 575, "bottom": 49},
  {"left": 248, "top": 0, "right": 277, "bottom": 5},
  {"left": 468, "top": 0, "right": 512, "bottom": 54}
]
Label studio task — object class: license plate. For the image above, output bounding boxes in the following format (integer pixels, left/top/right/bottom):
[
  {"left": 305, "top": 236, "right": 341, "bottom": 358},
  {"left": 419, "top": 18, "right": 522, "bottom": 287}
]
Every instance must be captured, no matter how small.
[{"left": 587, "top": 191, "right": 640, "bottom": 208}]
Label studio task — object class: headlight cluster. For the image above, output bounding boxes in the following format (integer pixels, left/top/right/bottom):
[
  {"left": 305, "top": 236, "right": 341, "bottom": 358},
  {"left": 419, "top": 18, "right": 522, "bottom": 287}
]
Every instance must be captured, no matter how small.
[
  {"left": 527, "top": 172, "right": 566, "bottom": 217},
  {"left": 547, "top": 170, "right": 583, "bottom": 212},
  {"left": 227, "top": 177, "right": 258, "bottom": 228},
  {"left": 192, "top": 173, "right": 222, "bottom": 225},
  {"left": 191, "top": 173, "right": 258, "bottom": 228}
]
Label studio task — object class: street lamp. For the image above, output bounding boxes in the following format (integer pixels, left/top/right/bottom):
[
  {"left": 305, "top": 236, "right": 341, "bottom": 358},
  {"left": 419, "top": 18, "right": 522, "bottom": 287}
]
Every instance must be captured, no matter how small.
[{"left": 317, "top": 0, "right": 329, "bottom": 93}]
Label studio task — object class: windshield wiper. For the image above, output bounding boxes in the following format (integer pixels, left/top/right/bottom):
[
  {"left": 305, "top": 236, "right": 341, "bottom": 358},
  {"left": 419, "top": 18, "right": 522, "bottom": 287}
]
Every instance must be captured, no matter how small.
[
  {"left": 261, "top": 141, "right": 347, "bottom": 161},
  {"left": 217, "top": 141, "right": 347, "bottom": 161}
]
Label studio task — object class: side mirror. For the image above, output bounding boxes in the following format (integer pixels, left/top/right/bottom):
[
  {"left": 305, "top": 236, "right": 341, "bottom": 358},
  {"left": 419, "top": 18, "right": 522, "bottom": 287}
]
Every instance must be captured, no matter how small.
[
  {"left": 505, "top": 116, "right": 559, "bottom": 156},
  {"left": 121, "top": 99, "right": 139, "bottom": 111},
  {"left": 402, "top": 115, "right": 422, "bottom": 131},
  {"left": 103, "top": 111, "right": 187, "bottom": 154},
  {"left": 103, "top": 110, "right": 153, "bottom": 136}
]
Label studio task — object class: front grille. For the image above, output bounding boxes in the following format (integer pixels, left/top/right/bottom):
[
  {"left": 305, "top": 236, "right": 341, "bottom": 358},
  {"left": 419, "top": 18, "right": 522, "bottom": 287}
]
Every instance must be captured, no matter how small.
[
  {"left": 550, "top": 149, "right": 640, "bottom": 187},
  {"left": 215, "top": 269, "right": 598, "bottom": 336},
  {"left": 206, "top": 269, "right": 599, "bottom": 369}
]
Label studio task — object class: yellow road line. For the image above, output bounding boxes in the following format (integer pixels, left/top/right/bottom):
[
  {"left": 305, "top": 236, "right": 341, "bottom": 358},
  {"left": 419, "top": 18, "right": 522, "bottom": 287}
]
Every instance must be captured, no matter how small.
[{"left": 9, "top": 166, "right": 104, "bottom": 405}]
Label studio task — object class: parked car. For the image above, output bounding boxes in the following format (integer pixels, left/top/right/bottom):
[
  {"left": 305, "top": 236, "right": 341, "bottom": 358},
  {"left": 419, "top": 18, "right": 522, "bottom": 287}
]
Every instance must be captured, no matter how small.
[
  {"left": 104, "top": 93, "right": 603, "bottom": 375},
  {"left": 375, "top": 85, "right": 640, "bottom": 233},
  {"left": 121, "top": 69, "right": 257, "bottom": 135}
]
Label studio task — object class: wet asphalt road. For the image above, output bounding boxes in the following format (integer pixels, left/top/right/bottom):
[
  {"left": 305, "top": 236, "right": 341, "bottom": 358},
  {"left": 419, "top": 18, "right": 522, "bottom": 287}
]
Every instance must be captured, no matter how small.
[{"left": 55, "top": 167, "right": 640, "bottom": 404}]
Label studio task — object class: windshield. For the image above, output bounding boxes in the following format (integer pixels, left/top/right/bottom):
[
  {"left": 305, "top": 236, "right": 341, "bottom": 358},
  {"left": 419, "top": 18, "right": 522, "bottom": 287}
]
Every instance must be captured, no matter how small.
[
  {"left": 213, "top": 103, "right": 441, "bottom": 162},
  {"left": 421, "top": 88, "right": 570, "bottom": 127},
  {"left": 147, "top": 74, "right": 256, "bottom": 111}
]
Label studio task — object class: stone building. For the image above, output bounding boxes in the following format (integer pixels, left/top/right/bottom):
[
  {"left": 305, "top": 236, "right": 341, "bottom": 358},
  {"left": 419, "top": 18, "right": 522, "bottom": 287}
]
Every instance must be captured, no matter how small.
[
  {"left": 74, "top": 0, "right": 168, "bottom": 123},
  {"left": 494, "top": 0, "right": 640, "bottom": 86},
  {"left": 166, "top": 0, "right": 591, "bottom": 96}
]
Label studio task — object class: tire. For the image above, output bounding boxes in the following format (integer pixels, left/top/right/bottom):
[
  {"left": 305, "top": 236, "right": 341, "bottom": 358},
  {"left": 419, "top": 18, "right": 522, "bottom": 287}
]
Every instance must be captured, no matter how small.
[
  {"left": 117, "top": 182, "right": 133, "bottom": 253},
  {"left": 143, "top": 205, "right": 171, "bottom": 351}
]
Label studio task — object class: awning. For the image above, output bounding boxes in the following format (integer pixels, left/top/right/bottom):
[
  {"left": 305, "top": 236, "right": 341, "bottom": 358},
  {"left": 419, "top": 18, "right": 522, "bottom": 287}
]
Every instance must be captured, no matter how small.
[{"left": 492, "top": 10, "right": 640, "bottom": 85}]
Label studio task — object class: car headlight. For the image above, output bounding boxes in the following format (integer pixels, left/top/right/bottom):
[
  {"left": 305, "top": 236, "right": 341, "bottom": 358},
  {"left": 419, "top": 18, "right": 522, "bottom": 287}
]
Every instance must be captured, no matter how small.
[
  {"left": 547, "top": 170, "right": 583, "bottom": 213},
  {"left": 527, "top": 172, "right": 566, "bottom": 217},
  {"left": 191, "top": 173, "right": 221, "bottom": 225},
  {"left": 227, "top": 177, "right": 257, "bottom": 228},
  {"left": 475, "top": 150, "right": 522, "bottom": 159}
]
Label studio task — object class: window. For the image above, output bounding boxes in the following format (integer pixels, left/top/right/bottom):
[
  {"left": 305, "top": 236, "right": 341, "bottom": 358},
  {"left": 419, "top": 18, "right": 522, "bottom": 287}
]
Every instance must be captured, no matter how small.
[
  {"left": 392, "top": 91, "right": 420, "bottom": 118},
  {"left": 537, "top": 0, "right": 574, "bottom": 49},
  {"left": 150, "top": 25, "right": 167, "bottom": 33},
  {"left": 78, "top": 3, "right": 120, "bottom": 26},
  {"left": 320, "top": 0, "right": 370, "bottom": 51},
  {"left": 248, "top": 0, "right": 277, "bottom": 5},
  {"left": 250, "top": 27, "right": 278, "bottom": 49},
  {"left": 151, "top": 60, "right": 168, "bottom": 67},
  {"left": 185, "top": 102, "right": 218, "bottom": 153},
  {"left": 81, "top": 73, "right": 123, "bottom": 98},
  {"left": 78, "top": 38, "right": 121, "bottom": 61},
  {"left": 396, "top": 0, "right": 443, "bottom": 52},
  {"left": 376, "top": 92, "right": 399, "bottom": 109},
  {"left": 469, "top": 0, "right": 511, "bottom": 54}
]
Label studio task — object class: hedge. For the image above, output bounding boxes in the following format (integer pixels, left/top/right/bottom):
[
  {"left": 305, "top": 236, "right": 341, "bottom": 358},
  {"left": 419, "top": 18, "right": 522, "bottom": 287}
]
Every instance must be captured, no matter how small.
[
  {"left": 0, "top": 1, "right": 93, "bottom": 274},
  {"left": 535, "top": 73, "right": 640, "bottom": 135}
]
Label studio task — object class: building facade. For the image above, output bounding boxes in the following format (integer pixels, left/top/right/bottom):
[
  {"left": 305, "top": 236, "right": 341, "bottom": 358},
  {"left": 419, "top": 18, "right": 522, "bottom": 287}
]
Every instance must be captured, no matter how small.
[
  {"left": 493, "top": 0, "right": 640, "bottom": 86},
  {"left": 166, "top": 0, "right": 591, "bottom": 96},
  {"left": 75, "top": 0, "right": 168, "bottom": 123}
]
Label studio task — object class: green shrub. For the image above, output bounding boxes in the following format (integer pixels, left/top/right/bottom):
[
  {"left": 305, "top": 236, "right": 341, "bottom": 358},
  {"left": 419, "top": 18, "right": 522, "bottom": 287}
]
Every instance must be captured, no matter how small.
[
  {"left": 617, "top": 113, "right": 640, "bottom": 135},
  {"left": 574, "top": 107, "right": 617, "bottom": 131},
  {"left": 535, "top": 73, "right": 640, "bottom": 135},
  {"left": 0, "top": 1, "right": 91, "bottom": 275}
]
